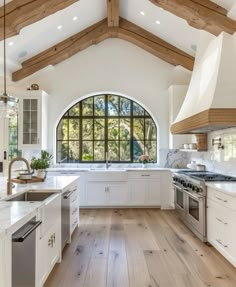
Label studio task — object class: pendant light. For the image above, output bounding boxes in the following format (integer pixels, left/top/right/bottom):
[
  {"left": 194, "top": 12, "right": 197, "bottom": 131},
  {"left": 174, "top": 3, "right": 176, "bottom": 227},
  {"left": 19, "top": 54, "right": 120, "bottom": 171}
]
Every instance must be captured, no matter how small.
[{"left": 0, "top": 0, "right": 18, "bottom": 118}]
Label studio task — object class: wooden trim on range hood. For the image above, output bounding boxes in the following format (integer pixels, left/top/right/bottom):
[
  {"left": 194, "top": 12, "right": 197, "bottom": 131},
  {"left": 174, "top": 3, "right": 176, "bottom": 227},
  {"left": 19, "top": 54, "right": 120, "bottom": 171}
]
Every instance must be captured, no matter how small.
[{"left": 171, "top": 108, "right": 236, "bottom": 134}]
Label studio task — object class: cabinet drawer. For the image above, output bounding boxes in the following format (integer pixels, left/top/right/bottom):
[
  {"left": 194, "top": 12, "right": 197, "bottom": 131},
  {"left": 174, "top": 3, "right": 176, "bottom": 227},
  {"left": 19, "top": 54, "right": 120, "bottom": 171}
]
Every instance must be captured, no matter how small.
[
  {"left": 70, "top": 190, "right": 78, "bottom": 205},
  {"left": 70, "top": 203, "right": 79, "bottom": 218},
  {"left": 207, "top": 187, "right": 236, "bottom": 211},
  {"left": 128, "top": 171, "right": 160, "bottom": 180},
  {"left": 70, "top": 213, "right": 78, "bottom": 233},
  {"left": 207, "top": 198, "right": 236, "bottom": 266}
]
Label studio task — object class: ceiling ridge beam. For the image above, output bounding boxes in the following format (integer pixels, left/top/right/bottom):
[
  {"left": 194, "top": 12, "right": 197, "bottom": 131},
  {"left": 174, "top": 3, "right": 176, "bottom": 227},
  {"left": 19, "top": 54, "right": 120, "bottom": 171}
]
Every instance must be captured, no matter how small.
[
  {"left": 107, "top": 0, "right": 119, "bottom": 27},
  {"left": 116, "top": 18, "right": 194, "bottom": 70},
  {"left": 149, "top": 0, "right": 236, "bottom": 36},
  {"left": 0, "top": 0, "right": 79, "bottom": 40},
  {"left": 12, "top": 18, "right": 194, "bottom": 81},
  {"left": 190, "top": 0, "right": 227, "bottom": 16},
  {"left": 118, "top": 17, "right": 193, "bottom": 60}
]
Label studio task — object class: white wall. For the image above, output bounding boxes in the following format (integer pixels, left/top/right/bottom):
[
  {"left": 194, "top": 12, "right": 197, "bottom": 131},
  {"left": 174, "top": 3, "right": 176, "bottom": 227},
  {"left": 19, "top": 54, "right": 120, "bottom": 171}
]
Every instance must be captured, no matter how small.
[{"left": 12, "top": 38, "right": 190, "bottom": 157}]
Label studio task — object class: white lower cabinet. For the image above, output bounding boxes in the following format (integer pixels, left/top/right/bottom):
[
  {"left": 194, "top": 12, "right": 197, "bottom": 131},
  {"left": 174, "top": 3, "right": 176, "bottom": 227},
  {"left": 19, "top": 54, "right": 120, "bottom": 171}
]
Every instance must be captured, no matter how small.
[
  {"left": 0, "top": 235, "right": 11, "bottom": 287},
  {"left": 129, "top": 172, "right": 161, "bottom": 206},
  {"left": 207, "top": 188, "right": 236, "bottom": 267},
  {"left": 36, "top": 195, "right": 61, "bottom": 287},
  {"left": 86, "top": 182, "right": 128, "bottom": 206}
]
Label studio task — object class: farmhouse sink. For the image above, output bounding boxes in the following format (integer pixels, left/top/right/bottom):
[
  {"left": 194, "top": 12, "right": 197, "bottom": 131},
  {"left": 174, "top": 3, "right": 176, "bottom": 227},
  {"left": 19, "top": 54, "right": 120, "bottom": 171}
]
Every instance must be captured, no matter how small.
[
  {"left": 7, "top": 191, "right": 55, "bottom": 202},
  {"left": 89, "top": 168, "right": 126, "bottom": 171}
]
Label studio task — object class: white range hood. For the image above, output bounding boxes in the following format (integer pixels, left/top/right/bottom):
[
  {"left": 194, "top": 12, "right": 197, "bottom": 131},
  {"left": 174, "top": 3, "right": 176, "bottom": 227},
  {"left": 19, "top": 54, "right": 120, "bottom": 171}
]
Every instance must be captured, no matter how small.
[{"left": 171, "top": 32, "right": 236, "bottom": 134}]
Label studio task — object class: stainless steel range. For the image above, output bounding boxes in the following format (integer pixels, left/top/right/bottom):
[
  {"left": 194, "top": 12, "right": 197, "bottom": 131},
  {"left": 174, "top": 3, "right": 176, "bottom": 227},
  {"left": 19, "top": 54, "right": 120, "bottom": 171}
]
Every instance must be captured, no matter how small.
[{"left": 172, "top": 171, "right": 236, "bottom": 242}]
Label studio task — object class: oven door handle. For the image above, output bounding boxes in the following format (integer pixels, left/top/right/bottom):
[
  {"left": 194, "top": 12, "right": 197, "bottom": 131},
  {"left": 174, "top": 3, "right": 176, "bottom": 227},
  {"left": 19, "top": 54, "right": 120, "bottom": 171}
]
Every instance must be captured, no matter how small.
[
  {"left": 172, "top": 183, "right": 182, "bottom": 190},
  {"left": 183, "top": 189, "right": 204, "bottom": 201}
]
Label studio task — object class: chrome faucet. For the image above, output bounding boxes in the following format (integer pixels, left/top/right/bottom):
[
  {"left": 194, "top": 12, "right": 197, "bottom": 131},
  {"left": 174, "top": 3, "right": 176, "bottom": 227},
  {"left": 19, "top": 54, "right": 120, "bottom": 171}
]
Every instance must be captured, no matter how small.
[
  {"left": 105, "top": 152, "right": 111, "bottom": 169},
  {"left": 7, "top": 157, "right": 31, "bottom": 195}
]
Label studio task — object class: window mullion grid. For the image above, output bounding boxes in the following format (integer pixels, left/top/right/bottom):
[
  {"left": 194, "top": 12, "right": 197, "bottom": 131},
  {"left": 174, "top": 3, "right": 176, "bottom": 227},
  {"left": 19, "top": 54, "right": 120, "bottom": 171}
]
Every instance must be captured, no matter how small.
[
  {"left": 67, "top": 114, "right": 69, "bottom": 163},
  {"left": 130, "top": 101, "right": 133, "bottom": 163},
  {"left": 93, "top": 97, "right": 94, "bottom": 162},
  {"left": 105, "top": 94, "right": 108, "bottom": 163},
  {"left": 56, "top": 95, "right": 157, "bottom": 164},
  {"left": 79, "top": 101, "right": 82, "bottom": 163}
]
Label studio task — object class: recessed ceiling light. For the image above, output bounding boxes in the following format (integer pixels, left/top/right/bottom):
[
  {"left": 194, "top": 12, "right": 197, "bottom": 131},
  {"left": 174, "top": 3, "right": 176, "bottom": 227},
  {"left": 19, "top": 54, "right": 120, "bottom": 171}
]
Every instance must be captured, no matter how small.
[
  {"left": 73, "top": 16, "right": 78, "bottom": 21},
  {"left": 159, "top": 7, "right": 164, "bottom": 10},
  {"left": 18, "top": 51, "right": 28, "bottom": 58},
  {"left": 155, "top": 20, "right": 161, "bottom": 25},
  {"left": 140, "top": 11, "right": 145, "bottom": 16},
  {"left": 57, "top": 25, "right": 63, "bottom": 30},
  {"left": 8, "top": 41, "right": 14, "bottom": 46}
]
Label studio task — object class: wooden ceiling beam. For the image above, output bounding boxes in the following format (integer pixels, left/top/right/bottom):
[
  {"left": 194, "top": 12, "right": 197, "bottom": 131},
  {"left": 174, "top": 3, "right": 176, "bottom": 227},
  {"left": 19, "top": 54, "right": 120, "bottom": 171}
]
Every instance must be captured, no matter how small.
[
  {"left": 0, "top": 0, "right": 79, "bottom": 40},
  {"left": 12, "top": 19, "right": 110, "bottom": 81},
  {"left": 12, "top": 18, "right": 194, "bottom": 81},
  {"left": 149, "top": 0, "right": 236, "bottom": 36},
  {"left": 116, "top": 18, "right": 194, "bottom": 70},
  {"left": 107, "top": 0, "right": 119, "bottom": 27}
]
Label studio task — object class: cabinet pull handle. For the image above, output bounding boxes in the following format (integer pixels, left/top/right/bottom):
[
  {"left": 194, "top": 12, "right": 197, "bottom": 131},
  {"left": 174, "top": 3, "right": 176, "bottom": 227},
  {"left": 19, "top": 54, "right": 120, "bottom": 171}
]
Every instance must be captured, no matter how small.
[
  {"left": 216, "top": 217, "right": 228, "bottom": 225},
  {"left": 72, "top": 208, "right": 78, "bottom": 215},
  {"left": 72, "top": 196, "right": 77, "bottom": 203},
  {"left": 216, "top": 239, "right": 228, "bottom": 248},
  {"left": 141, "top": 174, "right": 150, "bottom": 177},
  {"left": 215, "top": 196, "right": 228, "bottom": 203}
]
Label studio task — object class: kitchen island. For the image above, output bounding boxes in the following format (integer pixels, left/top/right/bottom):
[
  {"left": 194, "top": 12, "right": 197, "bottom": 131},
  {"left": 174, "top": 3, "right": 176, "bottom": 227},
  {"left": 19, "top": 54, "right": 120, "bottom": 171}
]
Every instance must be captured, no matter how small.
[{"left": 0, "top": 175, "right": 79, "bottom": 287}]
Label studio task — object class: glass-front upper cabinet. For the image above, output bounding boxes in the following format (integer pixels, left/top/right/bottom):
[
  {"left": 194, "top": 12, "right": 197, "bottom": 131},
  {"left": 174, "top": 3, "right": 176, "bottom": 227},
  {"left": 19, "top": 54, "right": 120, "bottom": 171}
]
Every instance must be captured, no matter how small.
[
  {"left": 22, "top": 98, "right": 38, "bottom": 145},
  {"left": 18, "top": 91, "right": 48, "bottom": 149}
]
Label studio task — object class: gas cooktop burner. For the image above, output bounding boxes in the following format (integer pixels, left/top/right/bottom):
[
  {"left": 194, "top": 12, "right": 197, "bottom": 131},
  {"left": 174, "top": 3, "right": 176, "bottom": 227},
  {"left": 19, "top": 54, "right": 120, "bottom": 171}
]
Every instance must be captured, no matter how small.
[{"left": 179, "top": 171, "right": 236, "bottom": 182}]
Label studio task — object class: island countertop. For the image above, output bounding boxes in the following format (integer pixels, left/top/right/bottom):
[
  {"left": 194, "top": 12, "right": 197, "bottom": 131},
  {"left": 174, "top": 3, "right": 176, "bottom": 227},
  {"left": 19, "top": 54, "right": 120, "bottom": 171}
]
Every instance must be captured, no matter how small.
[
  {"left": 0, "top": 175, "right": 79, "bottom": 200},
  {"left": 0, "top": 175, "right": 79, "bottom": 235}
]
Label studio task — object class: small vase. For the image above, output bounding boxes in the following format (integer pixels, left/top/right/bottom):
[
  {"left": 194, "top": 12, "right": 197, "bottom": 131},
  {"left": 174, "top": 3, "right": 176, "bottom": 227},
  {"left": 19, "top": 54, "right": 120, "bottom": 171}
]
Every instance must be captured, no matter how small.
[
  {"left": 36, "top": 169, "right": 46, "bottom": 179},
  {"left": 142, "top": 163, "right": 147, "bottom": 168}
]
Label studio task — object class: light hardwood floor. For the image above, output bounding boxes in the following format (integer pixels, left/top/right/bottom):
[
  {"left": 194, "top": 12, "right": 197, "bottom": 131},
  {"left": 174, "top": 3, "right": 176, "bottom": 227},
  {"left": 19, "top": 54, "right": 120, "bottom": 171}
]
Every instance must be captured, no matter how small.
[{"left": 44, "top": 209, "right": 236, "bottom": 287}]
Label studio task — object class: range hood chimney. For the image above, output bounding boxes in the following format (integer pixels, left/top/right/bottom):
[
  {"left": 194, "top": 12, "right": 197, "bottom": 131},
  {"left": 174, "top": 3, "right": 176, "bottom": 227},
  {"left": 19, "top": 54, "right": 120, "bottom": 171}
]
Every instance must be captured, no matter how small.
[{"left": 171, "top": 32, "right": 236, "bottom": 134}]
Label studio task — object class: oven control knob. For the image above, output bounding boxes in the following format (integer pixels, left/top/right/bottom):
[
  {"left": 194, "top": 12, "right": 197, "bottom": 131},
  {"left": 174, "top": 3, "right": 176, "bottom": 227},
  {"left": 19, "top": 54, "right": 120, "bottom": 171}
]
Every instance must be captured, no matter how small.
[{"left": 188, "top": 183, "right": 192, "bottom": 189}]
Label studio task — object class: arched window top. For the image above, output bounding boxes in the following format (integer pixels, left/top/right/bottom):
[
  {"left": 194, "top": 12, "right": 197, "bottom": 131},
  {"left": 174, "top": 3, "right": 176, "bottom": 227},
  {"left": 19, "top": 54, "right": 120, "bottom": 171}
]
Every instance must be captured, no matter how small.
[{"left": 56, "top": 94, "right": 157, "bottom": 163}]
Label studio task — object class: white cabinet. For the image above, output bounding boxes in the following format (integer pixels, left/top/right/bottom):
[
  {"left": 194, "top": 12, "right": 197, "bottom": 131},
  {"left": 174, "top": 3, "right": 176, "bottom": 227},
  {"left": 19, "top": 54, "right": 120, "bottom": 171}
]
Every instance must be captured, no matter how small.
[
  {"left": 37, "top": 222, "right": 61, "bottom": 287},
  {"left": 36, "top": 194, "right": 61, "bottom": 287},
  {"left": 18, "top": 90, "right": 48, "bottom": 150},
  {"left": 86, "top": 182, "right": 128, "bottom": 206},
  {"left": 0, "top": 235, "right": 11, "bottom": 287},
  {"left": 207, "top": 188, "right": 236, "bottom": 267},
  {"left": 128, "top": 171, "right": 161, "bottom": 206},
  {"left": 67, "top": 181, "right": 80, "bottom": 240},
  {"left": 86, "top": 183, "right": 108, "bottom": 206}
]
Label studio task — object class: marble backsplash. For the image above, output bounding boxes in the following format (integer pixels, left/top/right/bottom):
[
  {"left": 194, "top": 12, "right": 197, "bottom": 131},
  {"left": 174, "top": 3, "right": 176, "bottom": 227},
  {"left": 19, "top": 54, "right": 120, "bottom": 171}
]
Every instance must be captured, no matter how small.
[{"left": 189, "top": 127, "right": 236, "bottom": 176}]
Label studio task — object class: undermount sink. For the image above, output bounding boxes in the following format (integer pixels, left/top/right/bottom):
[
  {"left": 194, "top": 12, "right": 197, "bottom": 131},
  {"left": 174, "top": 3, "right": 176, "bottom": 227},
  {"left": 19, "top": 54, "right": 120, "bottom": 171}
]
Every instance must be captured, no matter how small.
[{"left": 7, "top": 192, "right": 55, "bottom": 202}]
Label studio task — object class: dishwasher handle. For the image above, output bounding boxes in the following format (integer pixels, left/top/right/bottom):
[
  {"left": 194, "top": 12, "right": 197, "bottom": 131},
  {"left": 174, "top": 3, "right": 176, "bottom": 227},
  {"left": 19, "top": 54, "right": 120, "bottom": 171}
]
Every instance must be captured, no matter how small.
[
  {"left": 63, "top": 190, "right": 76, "bottom": 199},
  {"left": 12, "top": 221, "right": 42, "bottom": 243}
]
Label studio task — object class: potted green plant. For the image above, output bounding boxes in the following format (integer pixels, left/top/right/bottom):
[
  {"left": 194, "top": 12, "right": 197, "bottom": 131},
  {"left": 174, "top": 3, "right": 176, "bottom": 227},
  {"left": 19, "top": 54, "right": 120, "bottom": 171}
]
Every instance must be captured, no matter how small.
[
  {"left": 138, "top": 154, "right": 154, "bottom": 168},
  {"left": 30, "top": 150, "right": 53, "bottom": 179}
]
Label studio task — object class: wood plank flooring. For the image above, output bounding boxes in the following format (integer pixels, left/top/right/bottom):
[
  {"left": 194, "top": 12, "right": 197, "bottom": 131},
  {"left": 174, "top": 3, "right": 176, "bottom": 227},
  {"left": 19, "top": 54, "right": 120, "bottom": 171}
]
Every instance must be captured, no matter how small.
[{"left": 44, "top": 209, "right": 236, "bottom": 287}]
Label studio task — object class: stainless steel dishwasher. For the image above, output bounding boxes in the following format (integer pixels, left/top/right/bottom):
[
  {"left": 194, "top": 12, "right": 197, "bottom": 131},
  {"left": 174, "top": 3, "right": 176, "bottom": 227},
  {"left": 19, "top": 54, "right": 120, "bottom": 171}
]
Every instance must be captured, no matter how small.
[
  {"left": 12, "top": 217, "right": 42, "bottom": 287},
  {"left": 61, "top": 190, "right": 74, "bottom": 250}
]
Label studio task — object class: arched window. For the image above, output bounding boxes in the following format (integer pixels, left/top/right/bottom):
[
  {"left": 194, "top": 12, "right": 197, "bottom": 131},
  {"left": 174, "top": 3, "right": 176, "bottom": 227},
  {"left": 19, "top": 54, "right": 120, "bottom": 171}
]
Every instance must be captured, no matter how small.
[{"left": 56, "top": 94, "right": 157, "bottom": 163}]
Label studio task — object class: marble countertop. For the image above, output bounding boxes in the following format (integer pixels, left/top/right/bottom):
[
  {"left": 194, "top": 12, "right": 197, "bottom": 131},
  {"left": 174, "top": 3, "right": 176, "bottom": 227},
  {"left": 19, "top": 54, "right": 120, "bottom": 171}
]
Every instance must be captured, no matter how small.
[
  {"left": 0, "top": 176, "right": 79, "bottom": 200},
  {"left": 0, "top": 201, "right": 43, "bottom": 235},
  {"left": 206, "top": 182, "right": 236, "bottom": 196},
  {"left": 0, "top": 176, "right": 79, "bottom": 235},
  {"left": 47, "top": 167, "right": 171, "bottom": 172}
]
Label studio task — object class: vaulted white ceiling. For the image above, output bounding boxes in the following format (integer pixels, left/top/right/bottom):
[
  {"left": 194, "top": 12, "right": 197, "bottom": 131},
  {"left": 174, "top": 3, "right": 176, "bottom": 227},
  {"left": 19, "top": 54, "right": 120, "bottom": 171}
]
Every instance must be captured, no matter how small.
[{"left": 0, "top": 0, "right": 236, "bottom": 76}]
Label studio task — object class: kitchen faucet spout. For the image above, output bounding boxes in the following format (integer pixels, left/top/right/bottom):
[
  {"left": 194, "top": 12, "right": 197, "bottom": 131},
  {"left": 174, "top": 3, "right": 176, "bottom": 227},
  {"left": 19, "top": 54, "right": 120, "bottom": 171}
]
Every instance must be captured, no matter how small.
[
  {"left": 105, "top": 152, "right": 111, "bottom": 169},
  {"left": 7, "top": 157, "right": 31, "bottom": 195}
]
